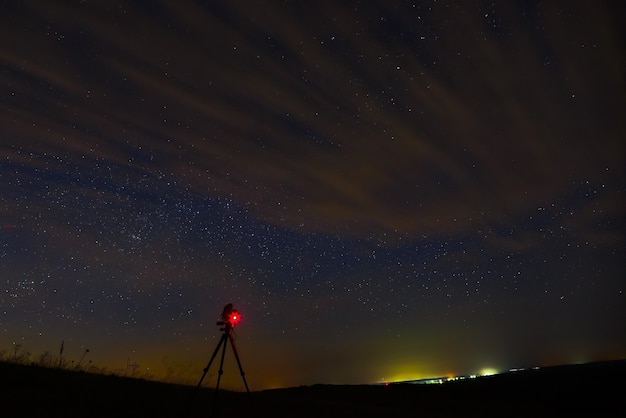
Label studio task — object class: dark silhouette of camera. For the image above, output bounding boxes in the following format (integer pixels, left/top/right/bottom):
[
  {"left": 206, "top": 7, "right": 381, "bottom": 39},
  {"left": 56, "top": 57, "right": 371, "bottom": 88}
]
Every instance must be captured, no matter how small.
[{"left": 217, "top": 303, "right": 240, "bottom": 327}]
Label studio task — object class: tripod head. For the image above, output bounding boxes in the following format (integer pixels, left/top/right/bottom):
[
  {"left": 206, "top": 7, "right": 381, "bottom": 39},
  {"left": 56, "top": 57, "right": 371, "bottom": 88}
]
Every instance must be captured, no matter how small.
[{"left": 216, "top": 303, "right": 241, "bottom": 330}]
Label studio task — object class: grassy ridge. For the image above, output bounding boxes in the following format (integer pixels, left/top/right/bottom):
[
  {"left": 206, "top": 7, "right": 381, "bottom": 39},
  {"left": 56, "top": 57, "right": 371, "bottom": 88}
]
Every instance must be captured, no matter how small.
[{"left": 1, "top": 359, "right": 623, "bottom": 417}]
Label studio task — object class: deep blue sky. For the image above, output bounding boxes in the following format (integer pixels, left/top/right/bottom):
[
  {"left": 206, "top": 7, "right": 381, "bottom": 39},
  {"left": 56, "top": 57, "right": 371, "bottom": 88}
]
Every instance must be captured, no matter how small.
[{"left": 1, "top": 1, "right": 624, "bottom": 389}]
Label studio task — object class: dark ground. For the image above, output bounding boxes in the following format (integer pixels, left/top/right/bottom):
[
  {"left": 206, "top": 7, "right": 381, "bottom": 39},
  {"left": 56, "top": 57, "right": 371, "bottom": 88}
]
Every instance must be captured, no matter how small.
[{"left": 1, "top": 359, "right": 623, "bottom": 417}]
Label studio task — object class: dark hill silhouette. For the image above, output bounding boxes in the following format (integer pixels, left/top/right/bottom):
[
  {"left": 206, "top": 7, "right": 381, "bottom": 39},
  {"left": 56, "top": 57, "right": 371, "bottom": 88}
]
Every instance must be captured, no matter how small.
[{"left": 1, "top": 359, "right": 623, "bottom": 417}]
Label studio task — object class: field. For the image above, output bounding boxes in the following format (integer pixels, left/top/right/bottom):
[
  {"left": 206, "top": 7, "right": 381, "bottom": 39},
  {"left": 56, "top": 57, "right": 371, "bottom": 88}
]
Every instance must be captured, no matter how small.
[{"left": 1, "top": 359, "right": 623, "bottom": 417}]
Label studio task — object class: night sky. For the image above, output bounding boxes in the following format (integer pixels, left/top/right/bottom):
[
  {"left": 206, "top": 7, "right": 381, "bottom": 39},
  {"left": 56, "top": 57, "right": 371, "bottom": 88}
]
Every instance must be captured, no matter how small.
[{"left": 1, "top": 1, "right": 624, "bottom": 390}]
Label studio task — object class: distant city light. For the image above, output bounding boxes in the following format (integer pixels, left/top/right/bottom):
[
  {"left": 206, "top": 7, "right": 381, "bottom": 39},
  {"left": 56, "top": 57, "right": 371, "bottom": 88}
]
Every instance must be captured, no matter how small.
[{"left": 479, "top": 368, "right": 498, "bottom": 376}]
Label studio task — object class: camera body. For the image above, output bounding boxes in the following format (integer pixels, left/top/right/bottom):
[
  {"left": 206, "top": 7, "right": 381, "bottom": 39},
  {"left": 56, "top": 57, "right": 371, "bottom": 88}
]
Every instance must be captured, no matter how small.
[{"left": 216, "top": 303, "right": 240, "bottom": 328}]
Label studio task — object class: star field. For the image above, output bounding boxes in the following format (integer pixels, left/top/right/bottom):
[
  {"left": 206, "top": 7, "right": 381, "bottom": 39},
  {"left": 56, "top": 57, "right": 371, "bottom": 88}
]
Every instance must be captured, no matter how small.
[{"left": 1, "top": 1, "right": 624, "bottom": 389}]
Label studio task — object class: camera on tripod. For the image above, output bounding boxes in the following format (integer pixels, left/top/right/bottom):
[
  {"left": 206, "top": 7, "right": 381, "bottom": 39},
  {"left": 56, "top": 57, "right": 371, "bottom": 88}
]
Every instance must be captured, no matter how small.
[
  {"left": 216, "top": 303, "right": 241, "bottom": 328},
  {"left": 197, "top": 302, "right": 250, "bottom": 397}
]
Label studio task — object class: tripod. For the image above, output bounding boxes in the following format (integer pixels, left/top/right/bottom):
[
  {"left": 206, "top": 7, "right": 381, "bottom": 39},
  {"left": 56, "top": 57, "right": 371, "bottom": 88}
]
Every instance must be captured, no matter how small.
[{"left": 196, "top": 319, "right": 250, "bottom": 401}]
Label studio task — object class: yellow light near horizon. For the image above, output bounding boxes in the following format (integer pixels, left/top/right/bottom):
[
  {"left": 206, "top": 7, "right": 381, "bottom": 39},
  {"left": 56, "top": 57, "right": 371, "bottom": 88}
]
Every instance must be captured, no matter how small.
[
  {"left": 480, "top": 368, "right": 498, "bottom": 376},
  {"left": 379, "top": 373, "right": 422, "bottom": 383},
  {"left": 380, "top": 368, "right": 428, "bottom": 383},
  {"left": 377, "top": 360, "right": 460, "bottom": 384}
]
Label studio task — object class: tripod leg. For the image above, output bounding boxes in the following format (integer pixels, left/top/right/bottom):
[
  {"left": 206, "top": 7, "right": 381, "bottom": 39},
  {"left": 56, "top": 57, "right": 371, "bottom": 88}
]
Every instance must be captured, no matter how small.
[
  {"left": 196, "top": 334, "right": 226, "bottom": 390},
  {"left": 210, "top": 332, "right": 230, "bottom": 417},
  {"left": 214, "top": 333, "right": 228, "bottom": 393},
  {"left": 228, "top": 333, "right": 250, "bottom": 392}
]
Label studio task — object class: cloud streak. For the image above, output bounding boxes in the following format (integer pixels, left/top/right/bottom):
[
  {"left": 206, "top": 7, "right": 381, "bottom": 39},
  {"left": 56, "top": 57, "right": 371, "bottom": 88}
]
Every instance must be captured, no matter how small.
[{"left": 2, "top": 1, "right": 622, "bottom": 242}]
